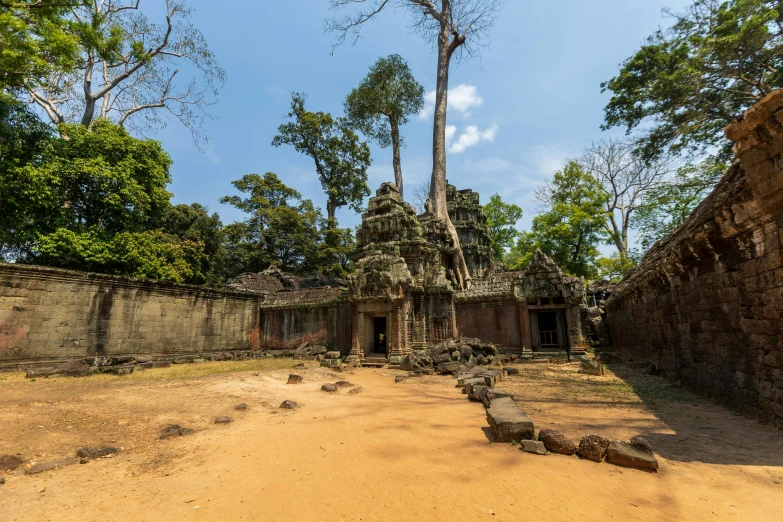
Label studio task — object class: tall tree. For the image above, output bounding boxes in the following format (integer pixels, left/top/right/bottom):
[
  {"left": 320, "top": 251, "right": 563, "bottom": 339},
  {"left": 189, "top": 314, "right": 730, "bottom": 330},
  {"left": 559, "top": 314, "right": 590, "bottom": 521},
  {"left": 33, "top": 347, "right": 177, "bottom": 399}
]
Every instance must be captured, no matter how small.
[
  {"left": 577, "top": 139, "right": 671, "bottom": 258},
  {"left": 328, "top": 0, "right": 507, "bottom": 289},
  {"left": 510, "top": 162, "right": 608, "bottom": 278},
  {"left": 160, "top": 203, "right": 226, "bottom": 286},
  {"left": 0, "top": 0, "right": 81, "bottom": 91},
  {"left": 22, "top": 0, "right": 225, "bottom": 146},
  {"left": 634, "top": 157, "right": 726, "bottom": 251},
  {"left": 220, "top": 173, "right": 322, "bottom": 275},
  {"left": 601, "top": 0, "right": 783, "bottom": 162},
  {"left": 482, "top": 193, "right": 522, "bottom": 263},
  {"left": 5, "top": 119, "right": 172, "bottom": 262},
  {"left": 272, "top": 93, "right": 371, "bottom": 221},
  {"left": 0, "top": 94, "right": 54, "bottom": 259},
  {"left": 344, "top": 54, "right": 424, "bottom": 200}
]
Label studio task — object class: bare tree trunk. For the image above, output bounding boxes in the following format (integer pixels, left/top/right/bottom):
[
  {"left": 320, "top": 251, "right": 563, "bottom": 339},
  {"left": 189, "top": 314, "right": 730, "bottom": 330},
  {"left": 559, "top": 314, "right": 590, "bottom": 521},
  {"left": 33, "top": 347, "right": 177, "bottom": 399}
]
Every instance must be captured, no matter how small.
[
  {"left": 327, "top": 199, "right": 337, "bottom": 221},
  {"left": 390, "top": 117, "right": 403, "bottom": 200},
  {"left": 429, "top": 2, "right": 471, "bottom": 289}
]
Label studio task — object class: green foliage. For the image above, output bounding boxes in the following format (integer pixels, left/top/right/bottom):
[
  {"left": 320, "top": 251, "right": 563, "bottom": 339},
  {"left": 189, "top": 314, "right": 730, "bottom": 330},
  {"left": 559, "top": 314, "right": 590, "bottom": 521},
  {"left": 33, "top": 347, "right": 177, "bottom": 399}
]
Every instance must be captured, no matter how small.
[
  {"left": 318, "top": 220, "right": 355, "bottom": 277},
  {"left": 0, "top": 1, "right": 80, "bottom": 91},
  {"left": 344, "top": 54, "right": 424, "bottom": 148},
  {"left": 602, "top": 0, "right": 783, "bottom": 161},
  {"left": 3, "top": 118, "right": 172, "bottom": 260},
  {"left": 0, "top": 118, "right": 212, "bottom": 283},
  {"left": 220, "top": 173, "right": 323, "bottom": 276},
  {"left": 32, "top": 228, "right": 206, "bottom": 284},
  {"left": 272, "top": 93, "right": 371, "bottom": 219},
  {"left": 482, "top": 193, "right": 523, "bottom": 263},
  {"left": 595, "top": 253, "right": 637, "bottom": 283},
  {"left": 509, "top": 162, "right": 608, "bottom": 278},
  {"left": 0, "top": 94, "right": 53, "bottom": 259},
  {"left": 635, "top": 157, "right": 726, "bottom": 251},
  {"left": 160, "top": 203, "right": 226, "bottom": 286}
]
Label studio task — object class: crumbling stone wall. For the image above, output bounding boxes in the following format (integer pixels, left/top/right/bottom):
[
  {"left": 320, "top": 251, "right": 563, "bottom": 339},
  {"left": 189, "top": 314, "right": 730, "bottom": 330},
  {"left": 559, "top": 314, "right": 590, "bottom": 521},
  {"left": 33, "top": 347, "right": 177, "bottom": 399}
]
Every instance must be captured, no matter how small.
[
  {"left": 259, "top": 291, "right": 351, "bottom": 351},
  {"left": 0, "top": 263, "right": 261, "bottom": 368},
  {"left": 606, "top": 91, "right": 783, "bottom": 428}
]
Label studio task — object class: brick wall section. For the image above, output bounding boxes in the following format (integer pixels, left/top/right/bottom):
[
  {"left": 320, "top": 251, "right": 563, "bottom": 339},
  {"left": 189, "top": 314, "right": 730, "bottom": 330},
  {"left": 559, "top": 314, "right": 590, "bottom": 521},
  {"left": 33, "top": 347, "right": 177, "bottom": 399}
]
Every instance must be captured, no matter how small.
[
  {"left": 606, "top": 90, "right": 783, "bottom": 428},
  {"left": 0, "top": 263, "right": 262, "bottom": 367}
]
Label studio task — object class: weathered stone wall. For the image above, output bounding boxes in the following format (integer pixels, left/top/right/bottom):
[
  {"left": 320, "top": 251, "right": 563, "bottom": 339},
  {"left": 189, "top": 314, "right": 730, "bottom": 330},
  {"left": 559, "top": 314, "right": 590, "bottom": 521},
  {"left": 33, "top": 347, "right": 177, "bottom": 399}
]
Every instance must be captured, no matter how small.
[
  {"left": 455, "top": 299, "right": 524, "bottom": 350},
  {"left": 258, "top": 297, "right": 352, "bottom": 352},
  {"left": 0, "top": 263, "right": 261, "bottom": 368},
  {"left": 606, "top": 91, "right": 783, "bottom": 428}
]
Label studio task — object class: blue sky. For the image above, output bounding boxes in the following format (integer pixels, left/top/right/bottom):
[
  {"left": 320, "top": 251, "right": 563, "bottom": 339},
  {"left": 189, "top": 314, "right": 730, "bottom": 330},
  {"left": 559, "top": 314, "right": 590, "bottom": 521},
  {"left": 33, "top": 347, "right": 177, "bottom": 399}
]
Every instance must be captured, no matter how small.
[{"left": 156, "top": 0, "right": 692, "bottom": 246}]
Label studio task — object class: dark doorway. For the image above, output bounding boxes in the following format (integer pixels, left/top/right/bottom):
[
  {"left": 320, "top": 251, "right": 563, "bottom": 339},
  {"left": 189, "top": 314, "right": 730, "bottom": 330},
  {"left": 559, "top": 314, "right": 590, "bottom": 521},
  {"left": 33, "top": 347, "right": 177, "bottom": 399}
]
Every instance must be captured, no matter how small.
[
  {"left": 537, "top": 311, "right": 559, "bottom": 349},
  {"left": 373, "top": 316, "right": 387, "bottom": 353}
]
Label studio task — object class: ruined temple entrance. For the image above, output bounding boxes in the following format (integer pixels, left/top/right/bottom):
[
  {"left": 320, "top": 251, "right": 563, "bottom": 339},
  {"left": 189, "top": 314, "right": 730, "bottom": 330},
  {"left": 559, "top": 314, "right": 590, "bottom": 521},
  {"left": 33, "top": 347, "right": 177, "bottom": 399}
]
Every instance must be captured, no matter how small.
[
  {"left": 373, "top": 316, "right": 387, "bottom": 354},
  {"left": 529, "top": 309, "right": 567, "bottom": 351}
]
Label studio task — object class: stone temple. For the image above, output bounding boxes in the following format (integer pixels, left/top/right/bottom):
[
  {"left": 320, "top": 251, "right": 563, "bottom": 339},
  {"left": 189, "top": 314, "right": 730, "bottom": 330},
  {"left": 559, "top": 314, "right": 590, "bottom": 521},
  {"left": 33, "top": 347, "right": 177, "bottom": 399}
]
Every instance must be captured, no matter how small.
[{"left": 240, "top": 182, "right": 587, "bottom": 366}]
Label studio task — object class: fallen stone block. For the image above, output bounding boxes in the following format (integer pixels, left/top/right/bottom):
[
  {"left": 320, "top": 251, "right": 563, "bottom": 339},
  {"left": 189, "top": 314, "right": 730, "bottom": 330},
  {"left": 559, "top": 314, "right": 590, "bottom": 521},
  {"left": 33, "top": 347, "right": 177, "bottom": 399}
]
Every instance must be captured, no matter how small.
[
  {"left": 26, "top": 458, "right": 79, "bottom": 475},
  {"left": 334, "top": 380, "right": 353, "bottom": 388},
  {"left": 579, "top": 357, "right": 604, "bottom": 376},
  {"left": 288, "top": 374, "right": 303, "bottom": 384},
  {"left": 321, "top": 384, "right": 338, "bottom": 393},
  {"left": 76, "top": 447, "right": 119, "bottom": 460},
  {"left": 435, "top": 361, "right": 461, "bottom": 374},
  {"left": 577, "top": 434, "right": 611, "bottom": 462},
  {"left": 320, "top": 359, "right": 341, "bottom": 368},
  {"left": 348, "top": 387, "right": 363, "bottom": 395},
  {"left": 394, "top": 375, "right": 408, "bottom": 383},
  {"left": 503, "top": 367, "right": 519, "bottom": 376},
  {"left": 279, "top": 400, "right": 299, "bottom": 409},
  {"left": 293, "top": 362, "right": 306, "bottom": 369},
  {"left": 467, "top": 383, "right": 487, "bottom": 401},
  {"left": 0, "top": 455, "right": 23, "bottom": 471},
  {"left": 159, "top": 424, "right": 194, "bottom": 439},
  {"left": 538, "top": 429, "right": 576, "bottom": 455},
  {"left": 324, "top": 351, "right": 341, "bottom": 360},
  {"left": 479, "top": 388, "right": 513, "bottom": 407},
  {"left": 235, "top": 403, "right": 248, "bottom": 410},
  {"left": 0, "top": 477, "right": 4, "bottom": 484},
  {"left": 606, "top": 440, "right": 658, "bottom": 472},
  {"left": 214, "top": 416, "right": 232, "bottom": 424},
  {"left": 520, "top": 440, "right": 547, "bottom": 455},
  {"left": 485, "top": 397, "right": 535, "bottom": 442}
]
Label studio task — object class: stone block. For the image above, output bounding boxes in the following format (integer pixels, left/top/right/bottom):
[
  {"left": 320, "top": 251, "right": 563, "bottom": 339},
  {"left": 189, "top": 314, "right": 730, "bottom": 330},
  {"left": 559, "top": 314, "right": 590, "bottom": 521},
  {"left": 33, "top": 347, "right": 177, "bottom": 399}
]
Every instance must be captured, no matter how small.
[
  {"left": 520, "top": 440, "right": 547, "bottom": 455},
  {"left": 485, "top": 397, "right": 535, "bottom": 442},
  {"left": 287, "top": 374, "right": 303, "bottom": 384},
  {"left": 577, "top": 434, "right": 611, "bottom": 462},
  {"left": 606, "top": 441, "right": 659, "bottom": 471}
]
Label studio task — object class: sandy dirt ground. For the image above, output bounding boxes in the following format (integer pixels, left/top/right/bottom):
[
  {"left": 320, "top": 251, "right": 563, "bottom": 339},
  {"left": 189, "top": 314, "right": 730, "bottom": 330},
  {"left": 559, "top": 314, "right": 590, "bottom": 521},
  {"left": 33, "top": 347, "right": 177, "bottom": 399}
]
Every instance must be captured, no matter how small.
[{"left": 0, "top": 360, "right": 781, "bottom": 522}]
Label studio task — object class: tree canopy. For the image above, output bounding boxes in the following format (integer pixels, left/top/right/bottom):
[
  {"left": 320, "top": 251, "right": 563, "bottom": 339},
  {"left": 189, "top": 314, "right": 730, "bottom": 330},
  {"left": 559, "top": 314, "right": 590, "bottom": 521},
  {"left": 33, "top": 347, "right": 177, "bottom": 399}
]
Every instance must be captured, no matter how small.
[
  {"left": 602, "top": 0, "right": 783, "bottom": 162},
  {"left": 10, "top": 0, "right": 225, "bottom": 146},
  {"left": 509, "top": 162, "right": 608, "bottom": 278},
  {"left": 345, "top": 54, "right": 424, "bottom": 199},
  {"left": 634, "top": 157, "right": 726, "bottom": 251},
  {"left": 482, "top": 193, "right": 522, "bottom": 263},
  {"left": 272, "top": 93, "right": 371, "bottom": 221}
]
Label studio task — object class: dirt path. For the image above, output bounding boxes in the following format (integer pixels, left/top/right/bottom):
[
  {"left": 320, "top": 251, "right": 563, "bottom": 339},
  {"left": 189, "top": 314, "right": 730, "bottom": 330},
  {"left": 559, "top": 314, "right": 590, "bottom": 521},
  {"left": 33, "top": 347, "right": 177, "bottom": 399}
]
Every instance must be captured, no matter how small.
[{"left": 0, "top": 364, "right": 781, "bottom": 521}]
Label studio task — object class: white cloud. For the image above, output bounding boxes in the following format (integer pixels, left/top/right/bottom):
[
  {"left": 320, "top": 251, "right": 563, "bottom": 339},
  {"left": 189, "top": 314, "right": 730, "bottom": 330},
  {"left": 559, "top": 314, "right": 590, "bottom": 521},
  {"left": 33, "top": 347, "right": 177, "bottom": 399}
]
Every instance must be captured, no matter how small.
[
  {"left": 419, "top": 84, "right": 484, "bottom": 119},
  {"left": 448, "top": 124, "right": 498, "bottom": 154},
  {"left": 445, "top": 124, "right": 457, "bottom": 144}
]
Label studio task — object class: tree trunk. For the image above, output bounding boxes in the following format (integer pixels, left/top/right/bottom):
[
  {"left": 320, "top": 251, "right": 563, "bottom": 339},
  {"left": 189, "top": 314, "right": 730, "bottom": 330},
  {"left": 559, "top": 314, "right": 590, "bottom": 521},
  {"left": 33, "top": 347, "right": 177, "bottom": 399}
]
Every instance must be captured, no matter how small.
[
  {"left": 326, "top": 199, "right": 337, "bottom": 221},
  {"left": 390, "top": 116, "right": 403, "bottom": 200},
  {"left": 429, "top": 3, "right": 471, "bottom": 289}
]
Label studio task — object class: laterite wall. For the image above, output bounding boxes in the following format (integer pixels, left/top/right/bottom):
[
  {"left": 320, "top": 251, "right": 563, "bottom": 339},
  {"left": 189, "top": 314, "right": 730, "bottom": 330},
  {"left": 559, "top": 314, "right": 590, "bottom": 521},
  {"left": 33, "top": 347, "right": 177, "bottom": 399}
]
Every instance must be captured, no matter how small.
[
  {"left": 0, "top": 263, "right": 261, "bottom": 368},
  {"left": 606, "top": 91, "right": 783, "bottom": 428}
]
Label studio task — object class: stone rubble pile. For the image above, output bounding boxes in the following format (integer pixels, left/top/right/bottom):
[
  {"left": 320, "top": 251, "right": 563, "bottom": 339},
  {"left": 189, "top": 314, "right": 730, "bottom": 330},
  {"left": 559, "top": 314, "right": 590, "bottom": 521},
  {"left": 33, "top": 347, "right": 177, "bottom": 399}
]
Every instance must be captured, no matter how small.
[
  {"left": 441, "top": 365, "right": 659, "bottom": 472},
  {"left": 400, "top": 337, "right": 517, "bottom": 374}
]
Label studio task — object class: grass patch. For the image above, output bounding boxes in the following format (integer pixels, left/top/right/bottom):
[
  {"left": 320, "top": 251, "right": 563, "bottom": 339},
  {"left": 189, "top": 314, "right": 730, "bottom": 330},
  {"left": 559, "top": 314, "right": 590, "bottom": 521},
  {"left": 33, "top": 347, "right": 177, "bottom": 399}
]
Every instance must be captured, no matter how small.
[{"left": 0, "top": 358, "right": 316, "bottom": 386}]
